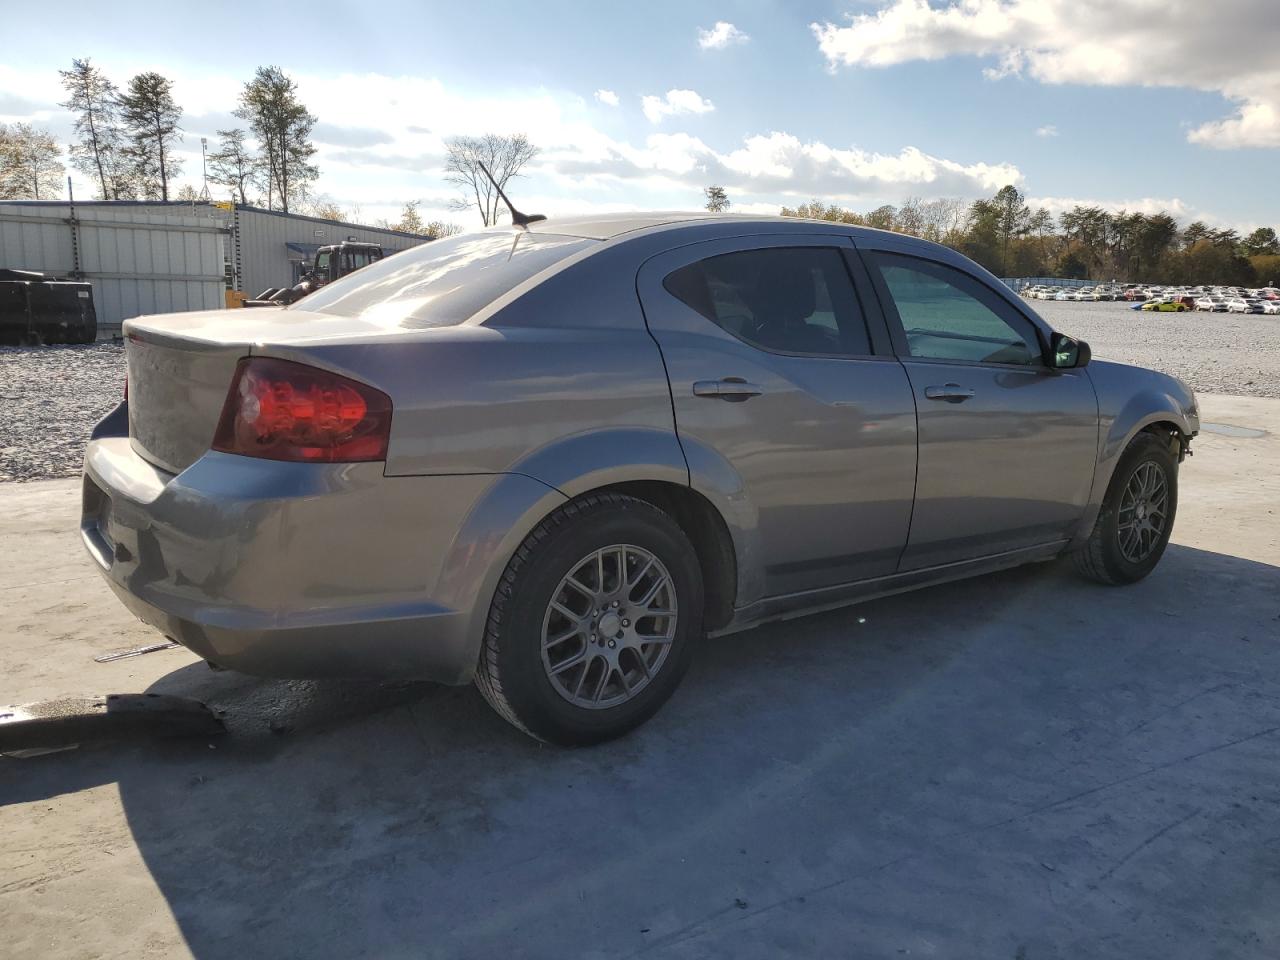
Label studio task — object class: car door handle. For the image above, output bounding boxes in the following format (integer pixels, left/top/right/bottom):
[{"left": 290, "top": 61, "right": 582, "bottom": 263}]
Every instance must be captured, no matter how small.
[
  {"left": 693, "top": 378, "right": 763, "bottom": 401},
  {"left": 924, "top": 383, "right": 976, "bottom": 403}
]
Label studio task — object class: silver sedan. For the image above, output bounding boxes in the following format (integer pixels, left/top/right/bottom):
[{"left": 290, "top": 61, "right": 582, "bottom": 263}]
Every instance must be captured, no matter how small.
[{"left": 82, "top": 214, "right": 1199, "bottom": 744}]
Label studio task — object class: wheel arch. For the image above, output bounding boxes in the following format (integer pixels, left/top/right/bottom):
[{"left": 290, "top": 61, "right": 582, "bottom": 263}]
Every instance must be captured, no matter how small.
[
  {"left": 1071, "top": 375, "right": 1196, "bottom": 548},
  {"left": 507, "top": 426, "right": 761, "bottom": 616},
  {"left": 593, "top": 480, "right": 738, "bottom": 632},
  {"left": 437, "top": 428, "right": 753, "bottom": 682}
]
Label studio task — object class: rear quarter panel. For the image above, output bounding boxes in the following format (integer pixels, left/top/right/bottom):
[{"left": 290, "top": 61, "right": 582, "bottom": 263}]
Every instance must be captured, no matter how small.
[{"left": 258, "top": 322, "right": 679, "bottom": 478}]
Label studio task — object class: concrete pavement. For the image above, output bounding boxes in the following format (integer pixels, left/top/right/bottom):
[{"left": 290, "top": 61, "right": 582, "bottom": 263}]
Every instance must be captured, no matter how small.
[{"left": 2, "top": 394, "right": 1278, "bottom": 959}]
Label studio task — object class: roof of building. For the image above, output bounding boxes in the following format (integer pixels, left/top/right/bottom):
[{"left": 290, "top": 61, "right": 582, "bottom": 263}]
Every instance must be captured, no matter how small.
[{"left": 0, "top": 199, "right": 432, "bottom": 241}]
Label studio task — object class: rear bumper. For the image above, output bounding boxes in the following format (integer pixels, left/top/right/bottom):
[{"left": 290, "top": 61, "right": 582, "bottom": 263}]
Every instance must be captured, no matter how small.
[{"left": 81, "top": 435, "right": 501, "bottom": 684}]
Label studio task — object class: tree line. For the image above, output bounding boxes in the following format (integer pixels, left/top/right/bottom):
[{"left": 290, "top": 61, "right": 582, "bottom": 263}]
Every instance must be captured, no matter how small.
[
  {"left": 0, "top": 59, "right": 548, "bottom": 238},
  {"left": 768, "top": 186, "right": 1279, "bottom": 287}
]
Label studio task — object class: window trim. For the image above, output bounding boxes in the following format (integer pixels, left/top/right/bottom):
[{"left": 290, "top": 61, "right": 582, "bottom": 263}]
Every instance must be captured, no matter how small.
[
  {"left": 660, "top": 243, "right": 883, "bottom": 362},
  {"left": 862, "top": 249, "right": 1051, "bottom": 369}
]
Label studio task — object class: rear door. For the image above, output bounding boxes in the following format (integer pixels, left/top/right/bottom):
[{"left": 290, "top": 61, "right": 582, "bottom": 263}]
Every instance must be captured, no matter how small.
[
  {"left": 637, "top": 235, "right": 917, "bottom": 602},
  {"left": 859, "top": 245, "right": 1099, "bottom": 570}
]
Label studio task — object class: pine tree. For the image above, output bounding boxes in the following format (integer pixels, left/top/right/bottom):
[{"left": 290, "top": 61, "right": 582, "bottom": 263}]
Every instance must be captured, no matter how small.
[
  {"left": 704, "top": 185, "right": 730, "bottom": 212},
  {"left": 234, "top": 66, "right": 318, "bottom": 213},
  {"left": 118, "top": 72, "right": 183, "bottom": 200},
  {"left": 59, "top": 58, "right": 131, "bottom": 199}
]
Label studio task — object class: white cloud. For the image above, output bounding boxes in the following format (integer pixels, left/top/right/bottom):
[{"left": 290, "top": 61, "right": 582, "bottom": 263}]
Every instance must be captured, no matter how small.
[
  {"left": 1035, "top": 125, "right": 1058, "bottom": 138},
  {"left": 550, "top": 130, "right": 1021, "bottom": 201},
  {"left": 812, "top": 0, "right": 1280, "bottom": 148},
  {"left": 594, "top": 89, "right": 619, "bottom": 107},
  {"left": 0, "top": 62, "right": 1022, "bottom": 226},
  {"left": 698, "top": 21, "right": 749, "bottom": 50},
  {"left": 641, "top": 88, "right": 716, "bottom": 124}
]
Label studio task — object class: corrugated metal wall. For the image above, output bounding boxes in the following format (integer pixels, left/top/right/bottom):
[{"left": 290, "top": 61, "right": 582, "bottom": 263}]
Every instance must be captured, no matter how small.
[
  {"left": 1, "top": 200, "right": 431, "bottom": 331},
  {"left": 0, "top": 202, "right": 225, "bottom": 330},
  {"left": 233, "top": 207, "right": 429, "bottom": 296}
]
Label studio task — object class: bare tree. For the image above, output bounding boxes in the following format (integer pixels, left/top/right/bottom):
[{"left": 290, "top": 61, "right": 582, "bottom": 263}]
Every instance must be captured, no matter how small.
[
  {"left": 425, "top": 220, "right": 463, "bottom": 238},
  {"left": 918, "top": 197, "right": 967, "bottom": 243},
  {"left": 895, "top": 196, "right": 925, "bottom": 236},
  {"left": 0, "top": 122, "right": 65, "bottom": 199},
  {"left": 118, "top": 71, "right": 183, "bottom": 200},
  {"left": 59, "top": 58, "right": 131, "bottom": 199},
  {"left": 444, "top": 133, "right": 539, "bottom": 226},
  {"left": 207, "top": 129, "right": 258, "bottom": 205},
  {"left": 303, "top": 196, "right": 345, "bottom": 221}
]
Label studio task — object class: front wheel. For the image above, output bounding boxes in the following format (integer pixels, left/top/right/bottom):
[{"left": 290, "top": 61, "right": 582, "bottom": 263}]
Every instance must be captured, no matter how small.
[
  {"left": 1072, "top": 432, "right": 1178, "bottom": 585},
  {"left": 474, "top": 493, "right": 703, "bottom": 745}
]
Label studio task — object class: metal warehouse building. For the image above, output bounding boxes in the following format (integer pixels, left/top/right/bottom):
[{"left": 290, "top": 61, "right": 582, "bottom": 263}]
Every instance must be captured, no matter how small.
[{"left": 0, "top": 200, "right": 431, "bottom": 331}]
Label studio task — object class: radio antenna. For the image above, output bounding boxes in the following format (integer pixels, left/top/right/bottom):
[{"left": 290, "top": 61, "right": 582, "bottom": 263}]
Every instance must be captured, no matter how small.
[{"left": 477, "top": 160, "right": 545, "bottom": 229}]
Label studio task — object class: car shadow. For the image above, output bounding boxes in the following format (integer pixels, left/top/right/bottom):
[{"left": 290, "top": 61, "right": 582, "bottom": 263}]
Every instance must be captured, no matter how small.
[{"left": 4, "top": 543, "right": 1280, "bottom": 958}]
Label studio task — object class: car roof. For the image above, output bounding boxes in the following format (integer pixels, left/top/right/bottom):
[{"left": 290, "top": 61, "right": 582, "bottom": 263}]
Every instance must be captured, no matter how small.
[
  {"left": 519, "top": 210, "right": 962, "bottom": 260},
  {"left": 524, "top": 211, "right": 789, "bottom": 241}
]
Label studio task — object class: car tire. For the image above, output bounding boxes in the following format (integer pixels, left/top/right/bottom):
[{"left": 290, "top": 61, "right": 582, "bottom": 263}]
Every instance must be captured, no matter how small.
[
  {"left": 474, "top": 492, "right": 703, "bottom": 745},
  {"left": 1072, "top": 432, "right": 1179, "bottom": 585}
]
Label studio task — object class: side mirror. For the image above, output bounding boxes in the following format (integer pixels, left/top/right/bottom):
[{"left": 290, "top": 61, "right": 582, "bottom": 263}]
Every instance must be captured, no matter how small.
[{"left": 1050, "top": 332, "right": 1091, "bottom": 369}]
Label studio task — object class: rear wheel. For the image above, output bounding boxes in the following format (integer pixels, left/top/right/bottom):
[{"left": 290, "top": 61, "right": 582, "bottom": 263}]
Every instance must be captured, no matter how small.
[
  {"left": 1073, "top": 432, "right": 1178, "bottom": 585},
  {"left": 475, "top": 493, "right": 702, "bottom": 745}
]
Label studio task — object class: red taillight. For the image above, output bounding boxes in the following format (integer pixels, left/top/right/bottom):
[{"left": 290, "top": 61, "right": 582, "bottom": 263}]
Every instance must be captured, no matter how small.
[{"left": 212, "top": 357, "right": 392, "bottom": 463}]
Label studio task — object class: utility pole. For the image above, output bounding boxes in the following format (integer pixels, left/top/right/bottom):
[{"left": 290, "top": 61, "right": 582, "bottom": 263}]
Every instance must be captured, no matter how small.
[{"left": 199, "top": 137, "right": 211, "bottom": 201}]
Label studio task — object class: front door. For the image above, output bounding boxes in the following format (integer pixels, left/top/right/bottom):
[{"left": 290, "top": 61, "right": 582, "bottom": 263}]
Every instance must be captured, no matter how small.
[
  {"left": 861, "top": 247, "right": 1100, "bottom": 570},
  {"left": 637, "top": 236, "right": 918, "bottom": 602}
]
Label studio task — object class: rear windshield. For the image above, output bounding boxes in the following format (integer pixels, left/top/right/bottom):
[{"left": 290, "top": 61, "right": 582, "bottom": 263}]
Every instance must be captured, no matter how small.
[{"left": 296, "top": 231, "right": 595, "bottom": 327}]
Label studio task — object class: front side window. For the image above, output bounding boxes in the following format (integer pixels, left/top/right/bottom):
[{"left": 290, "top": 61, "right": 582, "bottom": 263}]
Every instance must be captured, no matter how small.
[
  {"left": 664, "top": 247, "right": 872, "bottom": 357},
  {"left": 870, "top": 253, "right": 1042, "bottom": 366}
]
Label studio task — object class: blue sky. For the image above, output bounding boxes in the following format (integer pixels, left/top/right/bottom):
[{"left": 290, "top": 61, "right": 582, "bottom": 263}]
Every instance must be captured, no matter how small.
[{"left": 3, "top": 0, "right": 1277, "bottom": 231}]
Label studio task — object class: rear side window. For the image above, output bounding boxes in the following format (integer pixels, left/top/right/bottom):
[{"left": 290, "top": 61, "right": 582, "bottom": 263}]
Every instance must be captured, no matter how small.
[
  {"left": 664, "top": 247, "right": 872, "bottom": 357},
  {"left": 868, "top": 252, "right": 1042, "bottom": 366},
  {"left": 299, "top": 232, "right": 595, "bottom": 327}
]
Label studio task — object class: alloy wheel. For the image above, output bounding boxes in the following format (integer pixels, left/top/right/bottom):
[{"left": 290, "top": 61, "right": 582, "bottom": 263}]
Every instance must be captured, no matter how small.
[
  {"left": 1117, "top": 461, "right": 1169, "bottom": 563},
  {"left": 541, "top": 544, "right": 678, "bottom": 709}
]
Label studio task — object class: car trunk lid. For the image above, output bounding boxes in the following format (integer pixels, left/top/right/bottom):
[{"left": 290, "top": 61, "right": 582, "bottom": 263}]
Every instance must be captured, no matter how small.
[
  {"left": 124, "top": 307, "right": 391, "bottom": 473},
  {"left": 126, "top": 319, "right": 249, "bottom": 474}
]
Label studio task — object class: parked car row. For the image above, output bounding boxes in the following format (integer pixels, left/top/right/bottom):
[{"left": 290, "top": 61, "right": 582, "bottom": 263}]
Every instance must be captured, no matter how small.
[
  {"left": 1022, "top": 283, "right": 1280, "bottom": 315},
  {"left": 1023, "top": 285, "right": 1127, "bottom": 301}
]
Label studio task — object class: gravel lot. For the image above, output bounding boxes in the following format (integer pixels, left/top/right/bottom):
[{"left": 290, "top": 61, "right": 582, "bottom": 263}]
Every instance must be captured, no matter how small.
[
  {"left": 0, "top": 341, "right": 125, "bottom": 483},
  {"left": 0, "top": 301, "right": 1275, "bottom": 482},
  {"left": 1034, "top": 300, "right": 1280, "bottom": 398}
]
